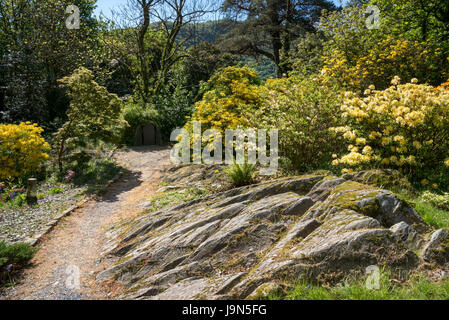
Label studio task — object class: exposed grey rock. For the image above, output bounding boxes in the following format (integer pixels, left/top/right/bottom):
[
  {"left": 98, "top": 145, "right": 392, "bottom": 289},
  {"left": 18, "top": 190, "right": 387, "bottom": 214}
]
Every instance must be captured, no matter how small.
[
  {"left": 283, "top": 197, "right": 315, "bottom": 216},
  {"left": 422, "top": 229, "right": 449, "bottom": 264},
  {"left": 377, "top": 193, "right": 429, "bottom": 234},
  {"left": 342, "top": 169, "right": 415, "bottom": 193},
  {"left": 390, "top": 222, "right": 424, "bottom": 250},
  {"left": 97, "top": 169, "right": 436, "bottom": 300},
  {"left": 247, "top": 282, "right": 288, "bottom": 300}
]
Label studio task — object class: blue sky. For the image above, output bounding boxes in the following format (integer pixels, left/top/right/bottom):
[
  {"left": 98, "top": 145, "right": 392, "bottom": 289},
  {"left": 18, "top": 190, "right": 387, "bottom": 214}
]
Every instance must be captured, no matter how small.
[
  {"left": 94, "top": 0, "right": 128, "bottom": 18},
  {"left": 94, "top": 0, "right": 347, "bottom": 19}
]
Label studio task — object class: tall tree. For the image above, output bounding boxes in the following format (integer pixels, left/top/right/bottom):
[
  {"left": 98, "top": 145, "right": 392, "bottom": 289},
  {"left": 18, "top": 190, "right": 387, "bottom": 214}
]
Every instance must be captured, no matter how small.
[
  {"left": 0, "top": 0, "right": 100, "bottom": 124},
  {"left": 107, "top": 0, "right": 218, "bottom": 102},
  {"left": 221, "top": 0, "right": 338, "bottom": 77}
]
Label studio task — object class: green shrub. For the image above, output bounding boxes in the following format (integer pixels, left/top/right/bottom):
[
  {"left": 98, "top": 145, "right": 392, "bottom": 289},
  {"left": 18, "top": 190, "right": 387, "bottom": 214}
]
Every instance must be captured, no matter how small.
[
  {"left": 54, "top": 67, "right": 127, "bottom": 173},
  {"left": 121, "top": 96, "right": 157, "bottom": 144},
  {"left": 225, "top": 161, "right": 256, "bottom": 187},
  {"left": 152, "top": 87, "right": 194, "bottom": 142},
  {"left": 0, "top": 241, "right": 36, "bottom": 285},
  {"left": 249, "top": 76, "right": 343, "bottom": 172},
  {"left": 48, "top": 187, "right": 63, "bottom": 195}
]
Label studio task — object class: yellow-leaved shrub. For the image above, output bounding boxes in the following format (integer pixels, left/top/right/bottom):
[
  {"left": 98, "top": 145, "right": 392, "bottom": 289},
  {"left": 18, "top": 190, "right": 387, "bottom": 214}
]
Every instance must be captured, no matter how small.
[
  {"left": 0, "top": 122, "right": 50, "bottom": 180},
  {"left": 331, "top": 77, "right": 449, "bottom": 188},
  {"left": 249, "top": 76, "right": 343, "bottom": 171},
  {"left": 184, "top": 66, "right": 262, "bottom": 137},
  {"left": 321, "top": 37, "right": 437, "bottom": 92}
]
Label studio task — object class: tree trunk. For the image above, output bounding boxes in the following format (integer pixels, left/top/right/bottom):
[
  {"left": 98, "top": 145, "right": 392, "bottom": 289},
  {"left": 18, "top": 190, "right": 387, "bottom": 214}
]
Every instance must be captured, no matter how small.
[{"left": 137, "top": 0, "right": 151, "bottom": 102}]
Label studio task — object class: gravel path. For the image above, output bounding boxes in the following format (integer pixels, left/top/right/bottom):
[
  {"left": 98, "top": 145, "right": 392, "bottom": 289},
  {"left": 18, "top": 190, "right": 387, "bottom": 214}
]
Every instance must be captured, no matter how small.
[{"left": 2, "top": 146, "right": 171, "bottom": 300}]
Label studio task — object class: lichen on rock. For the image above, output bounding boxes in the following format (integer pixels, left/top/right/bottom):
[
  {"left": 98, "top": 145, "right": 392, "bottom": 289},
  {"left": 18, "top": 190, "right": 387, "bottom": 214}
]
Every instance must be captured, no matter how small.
[{"left": 96, "top": 166, "right": 440, "bottom": 300}]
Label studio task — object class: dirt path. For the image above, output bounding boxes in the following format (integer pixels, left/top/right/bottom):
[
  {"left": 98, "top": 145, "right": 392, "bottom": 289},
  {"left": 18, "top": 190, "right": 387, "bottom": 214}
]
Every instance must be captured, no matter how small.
[{"left": 2, "top": 146, "right": 171, "bottom": 300}]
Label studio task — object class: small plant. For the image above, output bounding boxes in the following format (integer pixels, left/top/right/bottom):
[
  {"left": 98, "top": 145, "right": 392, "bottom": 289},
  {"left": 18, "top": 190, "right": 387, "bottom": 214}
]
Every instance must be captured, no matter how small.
[
  {"left": 0, "top": 241, "right": 37, "bottom": 286},
  {"left": 48, "top": 187, "right": 64, "bottom": 195},
  {"left": 225, "top": 161, "right": 256, "bottom": 187},
  {"left": 0, "top": 185, "right": 27, "bottom": 209}
]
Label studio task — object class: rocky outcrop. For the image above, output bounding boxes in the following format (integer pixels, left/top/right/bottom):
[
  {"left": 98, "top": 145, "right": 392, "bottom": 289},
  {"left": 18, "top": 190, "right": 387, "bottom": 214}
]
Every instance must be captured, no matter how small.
[
  {"left": 97, "top": 168, "right": 437, "bottom": 300},
  {"left": 342, "top": 169, "right": 415, "bottom": 194},
  {"left": 422, "top": 229, "right": 449, "bottom": 265}
]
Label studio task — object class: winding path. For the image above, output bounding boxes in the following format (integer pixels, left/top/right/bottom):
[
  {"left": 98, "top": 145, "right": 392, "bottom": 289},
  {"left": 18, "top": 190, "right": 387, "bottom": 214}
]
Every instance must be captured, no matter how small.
[{"left": 2, "top": 146, "right": 171, "bottom": 300}]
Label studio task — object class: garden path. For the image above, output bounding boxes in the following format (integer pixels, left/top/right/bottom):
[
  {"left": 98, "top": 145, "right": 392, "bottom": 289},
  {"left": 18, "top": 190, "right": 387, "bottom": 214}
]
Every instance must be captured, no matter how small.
[{"left": 2, "top": 146, "right": 171, "bottom": 300}]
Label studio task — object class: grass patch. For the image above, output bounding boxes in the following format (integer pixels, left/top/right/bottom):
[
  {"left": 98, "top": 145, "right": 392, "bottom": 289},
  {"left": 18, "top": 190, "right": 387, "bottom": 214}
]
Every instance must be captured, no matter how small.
[
  {"left": 413, "top": 200, "right": 449, "bottom": 229},
  {"left": 148, "top": 187, "right": 211, "bottom": 212},
  {"left": 270, "top": 270, "right": 449, "bottom": 300},
  {"left": 397, "top": 191, "right": 449, "bottom": 229}
]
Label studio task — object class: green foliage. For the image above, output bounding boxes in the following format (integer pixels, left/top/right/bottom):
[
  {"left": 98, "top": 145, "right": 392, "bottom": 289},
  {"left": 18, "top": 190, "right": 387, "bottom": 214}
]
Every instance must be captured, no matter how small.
[
  {"left": 288, "top": 32, "right": 326, "bottom": 78},
  {"left": 242, "top": 56, "right": 277, "bottom": 80},
  {"left": 54, "top": 67, "right": 127, "bottom": 172},
  {"left": 420, "top": 191, "right": 449, "bottom": 211},
  {"left": 271, "top": 270, "right": 449, "bottom": 300},
  {"left": 371, "top": 0, "right": 449, "bottom": 60},
  {"left": 318, "top": 5, "right": 443, "bottom": 92},
  {"left": 0, "top": 0, "right": 100, "bottom": 124},
  {"left": 148, "top": 187, "right": 210, "bottom": 212},
  {"left": 180, "top": 42, "right": 238, "bottom": 100},
  {"left": 121, "top": 96, "right": 157, "bottom": 144},
  {"left": 48, "top": 187, "right": 63, "bottom": 195},
  {"left": 152, "top": 88, "right": 194, "bottom": 142},
  {"left": 225, "top": 161, "right": 256, "bottom": 187},
  {"left": 0, "top": 192, "right": 27, "bottom": 209},
  {"left": 250, "top": 76, "right": 343, "bottom": 172},
  {"left": 70, "top": 157, "right": 121, "bottom": 193},
  {"left": 184, "top": 66, "right": 262, "bottom": 141},
  {"left": 221, "top": 0, "right": 338, "bottom": 77},
  {"left": 0, "top": 241, "right": 36, "bottom": 285}
]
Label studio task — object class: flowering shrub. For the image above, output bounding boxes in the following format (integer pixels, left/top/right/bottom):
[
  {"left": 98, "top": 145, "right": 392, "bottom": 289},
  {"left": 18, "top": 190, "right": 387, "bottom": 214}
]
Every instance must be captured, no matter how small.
[
  {"left": 0, "top": 122, "right": 50, "bottom": 180},
  {"left": 321, "top": 37, "right": 436, "bottom": 92},
  {"left": 184, "top": 66, "right": 262, "bottom": 138},
  {"left": 318, "top": 5, "right": 444, "bottom": 92},
  {"left": 437, "top": 80, "right": 449, "bottom": 91},
  {"left": 420, "top": 191, "right": 449, "bottom": 211},
  {"left": 249, "top": 77, "right": 342, "bottom": 171},
  {"left": 331, "top": 77, "right": 449, "bottom": 188}
]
